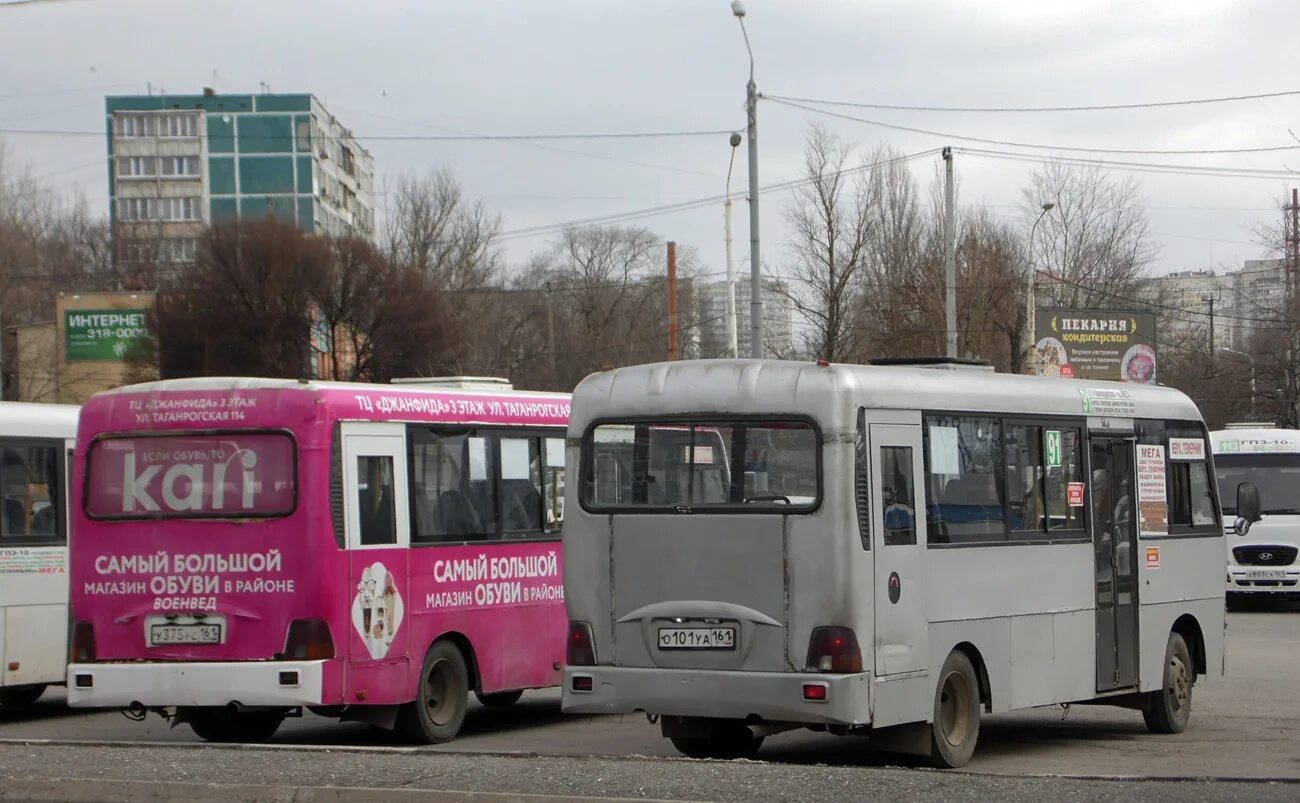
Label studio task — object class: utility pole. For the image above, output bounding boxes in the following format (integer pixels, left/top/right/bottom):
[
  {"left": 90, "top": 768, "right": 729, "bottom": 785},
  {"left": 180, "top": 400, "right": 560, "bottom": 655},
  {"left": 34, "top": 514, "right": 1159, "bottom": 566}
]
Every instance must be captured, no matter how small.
[
  {"left": 544, "top": 282, "right": 557, "bottom": 381},
  {"left": 1284, "top": 188, "right": 1294, "bottom": 426},
  {"left": 667, "top": 241, "right": 679, "bottom": 361},
  {"left": 943, "top": 147, "right": 957, "bottom": 358},
  {"left": 1206, "top": 295, "right": 1215, "bottom": 356},
  {"left": 725, "top": 133, "right": 742, "bottom": 359},
  {"left": 733, "top": 1, "right": 763, "bottom": 359}
]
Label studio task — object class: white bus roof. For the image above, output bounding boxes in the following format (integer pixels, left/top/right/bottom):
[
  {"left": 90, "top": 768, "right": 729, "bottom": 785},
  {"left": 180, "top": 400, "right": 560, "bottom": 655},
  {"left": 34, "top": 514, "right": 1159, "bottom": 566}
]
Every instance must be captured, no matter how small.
[
  {"left": 570, "top": 359, "right": 1202, "bottom": 433},
  {"left": 0, "top": 401, "right": 80, "bottom": 439},
  {"left": 1210, "top": 428, "right": 1300, "bottom": 454}
]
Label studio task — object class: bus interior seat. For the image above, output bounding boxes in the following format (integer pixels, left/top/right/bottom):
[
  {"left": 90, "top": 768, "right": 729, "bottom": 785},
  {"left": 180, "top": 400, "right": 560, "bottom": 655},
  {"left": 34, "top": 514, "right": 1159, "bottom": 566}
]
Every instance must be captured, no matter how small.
[{"left": 434, "top": 489, "right": 481, "bottom": 537}]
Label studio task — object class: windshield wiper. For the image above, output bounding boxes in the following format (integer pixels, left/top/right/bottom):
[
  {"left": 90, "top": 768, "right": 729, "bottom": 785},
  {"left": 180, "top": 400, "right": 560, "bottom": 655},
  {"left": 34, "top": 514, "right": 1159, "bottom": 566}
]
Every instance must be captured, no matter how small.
[{"left": 1262, "top": 508, "right": 1300, "bottom": 515}]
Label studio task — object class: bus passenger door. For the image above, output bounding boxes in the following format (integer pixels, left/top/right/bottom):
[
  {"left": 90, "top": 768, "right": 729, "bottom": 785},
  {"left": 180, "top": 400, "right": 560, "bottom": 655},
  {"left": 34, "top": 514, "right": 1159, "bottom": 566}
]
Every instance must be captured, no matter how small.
[
  {"left": 341, "top": 423, "right": 412, "bottom": 698},
  {"left": 1089, "top": 437, "right": 1139, "bottom": 691},
  {"left": 870, "top": 423, "right": 928, "bottom": 685}
]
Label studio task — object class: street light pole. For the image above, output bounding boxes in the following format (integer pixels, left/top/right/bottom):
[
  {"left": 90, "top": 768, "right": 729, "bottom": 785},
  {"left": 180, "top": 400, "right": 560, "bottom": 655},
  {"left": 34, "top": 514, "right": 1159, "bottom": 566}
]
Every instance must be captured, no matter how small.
[
  {"left": 1025, "top": 202, "right": 1056, "bottom": 374},
  {"left": 1216, "top": 347, "right": 1257, "bottom": 418},
  {"left": 733, "top": 0, "right": 763, "bottom": 359},
  {"left": 725, "top": 132, "right": 742, "bottom": 358}
]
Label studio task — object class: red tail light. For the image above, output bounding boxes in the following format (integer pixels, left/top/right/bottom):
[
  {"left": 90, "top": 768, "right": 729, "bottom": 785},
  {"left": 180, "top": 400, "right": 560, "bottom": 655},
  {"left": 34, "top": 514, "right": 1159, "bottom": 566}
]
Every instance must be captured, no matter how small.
[
  {"left": 566, "top": 621, "right": 596, "bottom": 666},
  {"left": 805, "top": 626, "right": 862, "bottom": 673},
  {"left": 282, "top": 618, "right": 335, "bottom": 660},
  {"left": 71, "top": 620, "right": 96, "bottom": 663}
]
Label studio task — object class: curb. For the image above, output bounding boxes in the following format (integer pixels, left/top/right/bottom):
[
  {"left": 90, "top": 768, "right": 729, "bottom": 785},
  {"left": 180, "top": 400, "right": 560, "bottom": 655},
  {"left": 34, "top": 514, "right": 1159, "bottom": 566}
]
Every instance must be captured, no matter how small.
[{"left": 0, "top": 778, "right": 680, "bottom": 803}]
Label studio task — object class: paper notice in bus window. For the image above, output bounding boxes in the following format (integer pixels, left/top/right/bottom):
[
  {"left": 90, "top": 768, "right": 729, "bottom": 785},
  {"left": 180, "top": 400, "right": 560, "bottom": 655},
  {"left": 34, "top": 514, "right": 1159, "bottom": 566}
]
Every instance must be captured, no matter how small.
[
  {"left": 1168, "top": 437, "right": 1206, "bottom": 461},
  {"left": 546, "top": 438, "right": 565, "bottom": 468},
  {"left": 468, "top": 437, "right": 488, "bottom": 481},
  {"left": 1136, "top": 444, "right": 1169, "bottom": 537},
  {"left": 500, "top": 439, "right": 531, "bottom": 480},
  {"left": 1067, "top": 481, "right": 1085, "bottom": 507},
  {"left": 1146, "top": 546, "right": 1160, "bottom": 569},
  {"left": 684, "top": 446, "right": 714, "bottom": 464},
  {"left": 928, "top": 426, "right": 960, "bottom": 475}
]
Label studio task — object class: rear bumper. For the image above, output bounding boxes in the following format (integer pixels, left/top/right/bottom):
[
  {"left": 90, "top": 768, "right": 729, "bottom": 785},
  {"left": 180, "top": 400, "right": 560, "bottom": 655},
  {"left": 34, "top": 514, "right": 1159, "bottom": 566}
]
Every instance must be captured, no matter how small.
[
  {"left": 66, "top": 661, "right": 327, "bottom": 708},
  {"left": 1226, "top": 565, "right": 1300, "bottom": 595},
  {"left": 561, "top": 666, "right": 870, "bottom": 726}
]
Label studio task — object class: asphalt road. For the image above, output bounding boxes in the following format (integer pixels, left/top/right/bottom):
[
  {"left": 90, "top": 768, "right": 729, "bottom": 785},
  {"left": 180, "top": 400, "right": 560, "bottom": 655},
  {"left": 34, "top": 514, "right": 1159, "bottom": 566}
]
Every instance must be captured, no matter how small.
[{"left": 0, "top": 605, "right": 1296, "bottom": 800}]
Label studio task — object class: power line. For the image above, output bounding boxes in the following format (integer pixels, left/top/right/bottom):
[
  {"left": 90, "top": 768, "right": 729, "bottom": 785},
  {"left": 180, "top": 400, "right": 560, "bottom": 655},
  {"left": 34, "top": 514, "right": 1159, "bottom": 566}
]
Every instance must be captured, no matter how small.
[
  {"left": 956, "top": 146, "right": 1299, "bottom": 181},
  {"left": 495, "top": 148, "right": 942, "bottom": 242},
  {"left": 764, "top": 96, "right": 1300, "bottom": 156},
  {"left": 763, "top": 89, "right": 1300, "bottom": 114},
  {"left": 0, "top": 126, "right": 738, "bottom": 143}
]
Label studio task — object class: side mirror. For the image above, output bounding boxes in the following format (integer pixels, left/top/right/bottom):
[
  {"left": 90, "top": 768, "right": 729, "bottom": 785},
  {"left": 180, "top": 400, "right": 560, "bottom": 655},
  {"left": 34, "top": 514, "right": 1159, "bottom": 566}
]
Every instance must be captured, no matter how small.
[{"left": 1233, "top": 482, "right": 1262, "bottom": 537}]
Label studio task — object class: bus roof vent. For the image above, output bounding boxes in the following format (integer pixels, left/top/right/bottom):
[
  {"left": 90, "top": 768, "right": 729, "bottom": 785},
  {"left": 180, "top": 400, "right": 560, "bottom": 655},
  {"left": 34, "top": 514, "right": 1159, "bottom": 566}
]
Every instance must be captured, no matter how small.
[
  {"left": 389, "top": 376, "right": 514, "bottom": 391},
  {"left": 1224, "top": 421, "right": 1275, "bottom": 429},
  {"left": 865, "top": 356, "right": 995, "bottom": 372}
]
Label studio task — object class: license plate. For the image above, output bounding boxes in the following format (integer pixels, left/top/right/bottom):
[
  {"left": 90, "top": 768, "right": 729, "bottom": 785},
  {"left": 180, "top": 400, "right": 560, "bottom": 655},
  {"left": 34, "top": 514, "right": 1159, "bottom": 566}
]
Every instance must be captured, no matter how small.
[
  {"left": 1243, "top": 569, "right": 1287, "bottom": 580},
  {"left": 150, "top": 623, "right": 222, "bottom": 645},
  {"left": 657, "top": 627, "right": 735, "bottom": 650}
]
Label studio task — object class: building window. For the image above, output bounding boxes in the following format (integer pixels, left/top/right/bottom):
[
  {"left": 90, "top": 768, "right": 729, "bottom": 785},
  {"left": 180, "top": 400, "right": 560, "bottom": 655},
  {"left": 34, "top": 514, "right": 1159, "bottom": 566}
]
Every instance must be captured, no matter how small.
[
  {"left": 114, "top": 112, "right": 199, "bottom": 139},
  {"left": 117, "top": 156, "right": 158, "bottom": 178},
  {"left": 160, "top": 156, "right": 201, "bottom": 178},
  {"left": 116, "top": 196, "right": 202, "bottom": 222}
]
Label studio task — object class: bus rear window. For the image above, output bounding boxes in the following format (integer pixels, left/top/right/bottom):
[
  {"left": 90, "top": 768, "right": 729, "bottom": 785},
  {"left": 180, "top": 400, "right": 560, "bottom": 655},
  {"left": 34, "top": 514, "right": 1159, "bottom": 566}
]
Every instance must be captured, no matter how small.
[
  {"left": 86, "top": 432, "right": 296, "bottom": 519},
  {"left": 583, "top": 420, "right": 819, "bottom": 511}
]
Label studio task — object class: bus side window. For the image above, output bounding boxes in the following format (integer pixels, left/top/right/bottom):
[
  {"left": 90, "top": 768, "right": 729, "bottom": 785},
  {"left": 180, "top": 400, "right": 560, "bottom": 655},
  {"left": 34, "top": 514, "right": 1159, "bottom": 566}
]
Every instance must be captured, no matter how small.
[
  {"left": 357, "top": 455, "right": 396, "bottom": 546},
  {"left": 880, "top": 446, "right": 916, "bottom": 546},
  {"left": 1, "top": 444, "right": 61, "bottom": 541},
  {"left": 545, "top": 437, "right": 565, "bottom": 533}
]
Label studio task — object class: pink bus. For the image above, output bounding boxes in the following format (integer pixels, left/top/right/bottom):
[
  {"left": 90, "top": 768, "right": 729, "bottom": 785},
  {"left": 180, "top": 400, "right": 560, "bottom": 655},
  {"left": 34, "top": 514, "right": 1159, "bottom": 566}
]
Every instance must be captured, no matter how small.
[{"left": 66, "top": 377, "right": 570, "bottom": 743}]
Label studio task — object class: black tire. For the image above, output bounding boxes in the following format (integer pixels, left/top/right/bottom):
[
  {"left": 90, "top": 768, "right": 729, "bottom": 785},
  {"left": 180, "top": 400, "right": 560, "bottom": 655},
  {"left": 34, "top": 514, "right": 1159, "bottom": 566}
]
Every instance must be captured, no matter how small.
[
  {"left": 397, "top": 640, "right": 469, "bottom": 744},
  {"left": 930, "top": 650, "right": 981, "bottom": 768},
  {"left": 0, "top": 684, "right": 46, "bottom": 708},
  {"left": 184, "top": 708, "right": 283, "bottom": 743},
  {"left": 669, "top": 722, "right": 764, "bottom": 760},
  {"left": 475, "top": 689, "right": 524, "bottom": 708},
  {"left": 1144, "top": 632, "right": 1193, "bottom": 734}
]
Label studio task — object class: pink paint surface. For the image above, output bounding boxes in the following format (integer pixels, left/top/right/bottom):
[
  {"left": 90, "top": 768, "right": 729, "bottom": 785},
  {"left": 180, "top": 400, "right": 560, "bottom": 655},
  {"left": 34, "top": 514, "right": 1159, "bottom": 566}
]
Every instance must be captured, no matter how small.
[{"left": 71, "top": 381, "right": 568, "bottom": 705}]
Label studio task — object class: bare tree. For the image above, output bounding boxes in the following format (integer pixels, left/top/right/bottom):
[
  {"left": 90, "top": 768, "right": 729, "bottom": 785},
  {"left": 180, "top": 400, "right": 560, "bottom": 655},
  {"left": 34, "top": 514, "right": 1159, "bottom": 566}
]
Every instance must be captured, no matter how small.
[
  {"left": 510, "top": 225, "right": 681, "bottom": 390},
  {"left": 383, "top": 168, "right": 502, "bottom": 292},
  {"left": 1025, "top": 159, "right": 1157, "bottom": 308},
  {"left": 782, "top": 125, "right": 873, "bottom": 362}
]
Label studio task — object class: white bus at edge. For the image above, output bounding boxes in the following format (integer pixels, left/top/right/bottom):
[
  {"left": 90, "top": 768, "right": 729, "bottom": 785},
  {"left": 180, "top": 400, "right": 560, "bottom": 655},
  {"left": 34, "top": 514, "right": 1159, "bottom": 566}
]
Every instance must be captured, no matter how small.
[
  {"left": 0, "top": 401, "right": 79, "bottom": 707},
  {"left": 1212, "top": 427, "right": 1300, "bottom": 599}
]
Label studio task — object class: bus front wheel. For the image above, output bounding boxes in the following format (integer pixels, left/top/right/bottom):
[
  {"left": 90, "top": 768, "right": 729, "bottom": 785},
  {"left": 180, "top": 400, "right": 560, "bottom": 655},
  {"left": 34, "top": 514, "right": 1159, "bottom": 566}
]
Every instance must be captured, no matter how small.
[
  {"left": 0, "top": 684, "right": 46, "bottom": 708},
  {"left": 398, "top": 640, "right": 469, "bottom": 743},
  {"left": 1143, "top": 632, "right": 1193, "bottom": 734},
  {"left": 930, "top": 650, "right": 981, "bottom": 768}
]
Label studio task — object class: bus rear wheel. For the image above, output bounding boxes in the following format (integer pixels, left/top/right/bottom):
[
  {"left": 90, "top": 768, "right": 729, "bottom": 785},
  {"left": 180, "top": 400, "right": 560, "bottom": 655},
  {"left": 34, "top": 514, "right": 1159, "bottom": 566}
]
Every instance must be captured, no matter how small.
[
  {"left": 1144, "top": 632, "right": 1193, "bottom": 734},
  {"left": 0, "top": 684, "right": 46, "bottom": 708},
  {"left": 397, "top": 640, "right": 469, "bottom": 744},
  {"left": 930, "top": 650, "right": 981, "bottom": 768},
  {"left": 184, "top": 708, "right": 284, "bottom": 743},
  {"left": 475, "top": 689, "right": 524, "bottom": 708}
]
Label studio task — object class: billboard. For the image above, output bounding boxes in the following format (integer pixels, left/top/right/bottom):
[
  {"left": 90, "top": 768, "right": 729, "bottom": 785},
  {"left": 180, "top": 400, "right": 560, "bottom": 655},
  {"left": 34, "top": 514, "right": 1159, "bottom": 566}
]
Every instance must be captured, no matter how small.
[
  {"left": 63, "top": 308, "right": 150, "bottom": 362},
  {"left": 1033, "top": 308, "right": 1157, "bottom": 384}
]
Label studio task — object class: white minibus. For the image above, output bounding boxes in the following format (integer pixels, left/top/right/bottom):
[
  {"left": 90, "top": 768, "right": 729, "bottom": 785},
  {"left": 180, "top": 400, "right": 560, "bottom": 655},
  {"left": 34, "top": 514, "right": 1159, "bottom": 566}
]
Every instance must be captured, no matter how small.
[
  {"left": 561, "top": 359, "right": 1235, "bottom": 767},
  {"left": 1212, "top": 427, "right": 1300, "bottom": 600},
  {"left": 0, "top": 401, "right": 78, "bottom": 707}
]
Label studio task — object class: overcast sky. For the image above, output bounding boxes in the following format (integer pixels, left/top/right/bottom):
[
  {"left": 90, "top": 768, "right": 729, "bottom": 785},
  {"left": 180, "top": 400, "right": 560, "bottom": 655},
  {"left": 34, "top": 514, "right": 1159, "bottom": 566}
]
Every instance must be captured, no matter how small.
[{"left": 2, "top": 0, "right": 1298, "bottom": 285}]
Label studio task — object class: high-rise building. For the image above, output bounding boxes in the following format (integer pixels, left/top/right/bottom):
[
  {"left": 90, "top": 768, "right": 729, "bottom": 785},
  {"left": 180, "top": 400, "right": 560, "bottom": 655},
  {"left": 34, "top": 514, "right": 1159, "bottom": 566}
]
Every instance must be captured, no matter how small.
[
  {"left": 1226, "top": 258, "right": 1286, "bottom": 350},
  {"left": 695, "top": 278, "right": 796, "bottom": 358},
  {"left": 1141, "top": 269, "right": 1232, "bottom": 352},
  {"left": 106, "top": 90, "right": 374, "bottom": 267}
]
